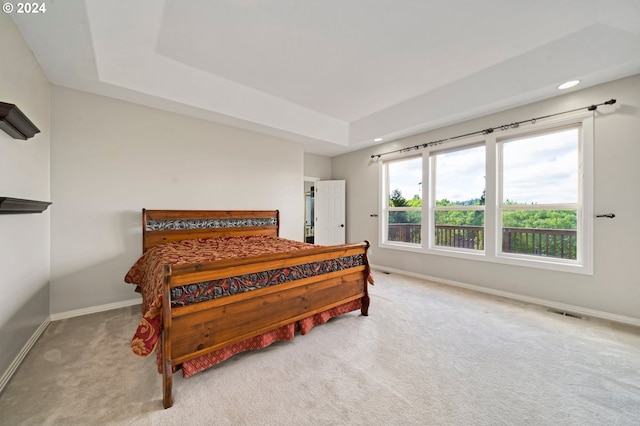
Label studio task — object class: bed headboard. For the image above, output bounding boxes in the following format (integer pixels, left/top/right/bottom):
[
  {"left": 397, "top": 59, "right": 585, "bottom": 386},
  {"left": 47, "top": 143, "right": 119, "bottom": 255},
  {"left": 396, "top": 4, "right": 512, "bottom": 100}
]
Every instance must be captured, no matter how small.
[{"left": 142, "top": 209, "right": 280, "bottom": 252}]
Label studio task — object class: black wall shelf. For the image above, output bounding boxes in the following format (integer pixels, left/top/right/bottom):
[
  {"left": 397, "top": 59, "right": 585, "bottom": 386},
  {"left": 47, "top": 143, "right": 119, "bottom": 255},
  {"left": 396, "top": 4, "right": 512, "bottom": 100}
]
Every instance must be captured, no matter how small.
[
  {"left": 0, "top": 102, "right": 40, "bottom": 140},
  {"left": 0, "top": 197, "right": 51, "bottom": 214}
]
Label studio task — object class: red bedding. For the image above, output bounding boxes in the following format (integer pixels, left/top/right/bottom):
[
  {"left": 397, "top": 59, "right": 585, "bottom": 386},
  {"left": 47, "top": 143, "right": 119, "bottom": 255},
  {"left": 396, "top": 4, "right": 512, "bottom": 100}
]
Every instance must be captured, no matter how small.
[
  {"left": 124, "top": 235, "right": 317, "bottom": 357},
  {"left": 125, "top": 235, "right": 371, "bottom": 378}
]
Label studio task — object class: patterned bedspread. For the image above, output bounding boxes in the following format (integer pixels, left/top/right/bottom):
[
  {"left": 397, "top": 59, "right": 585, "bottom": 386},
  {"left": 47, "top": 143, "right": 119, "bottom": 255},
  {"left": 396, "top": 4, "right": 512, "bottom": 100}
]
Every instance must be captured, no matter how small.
[{"left": 124, "top": 235, "right": 328, "bottom": 357}]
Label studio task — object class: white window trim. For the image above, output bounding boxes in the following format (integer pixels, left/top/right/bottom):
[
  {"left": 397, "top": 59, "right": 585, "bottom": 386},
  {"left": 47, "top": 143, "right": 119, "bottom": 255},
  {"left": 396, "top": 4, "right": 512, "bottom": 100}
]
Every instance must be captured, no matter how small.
[
  {"left": 379, "top": 111, "right": 594, "bottom": 275},
  {"left": 380, "top": 154, "right": 423, "bottom": 248},
  {"left": 429, "top": 141, "right": 486, "bottom": 253}
]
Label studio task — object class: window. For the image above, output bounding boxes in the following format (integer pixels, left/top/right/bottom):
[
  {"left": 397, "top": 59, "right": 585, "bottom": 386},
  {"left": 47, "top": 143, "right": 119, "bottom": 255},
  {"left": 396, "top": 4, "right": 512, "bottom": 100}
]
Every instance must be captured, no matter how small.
[
  {"left": 379, "top": 112, "right": 593, "bottom": 274},
  {"left": 431, "top": 144, "right": 486, "bottom": 251},
  {"left": 499, "top": 127, "right": 579, "bottom": 261},
  {"left": 382, "top": 156, "right": 422, "bottom": 245}
]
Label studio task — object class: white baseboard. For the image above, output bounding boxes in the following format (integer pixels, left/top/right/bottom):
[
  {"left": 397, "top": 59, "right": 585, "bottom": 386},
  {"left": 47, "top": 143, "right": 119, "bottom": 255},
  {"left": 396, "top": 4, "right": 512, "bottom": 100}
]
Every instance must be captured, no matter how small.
[
  {"left": 50, "top": 298, "right": 141, "bottom": 321},
  {"left": 370, "top": 264, "right": 640, "bottom": 328},
  {"left": 1, "top": 298, "right": 142, "bottom": 395},
  {"left": 0, "top": 317, "right": 50, "bottom": 395}
]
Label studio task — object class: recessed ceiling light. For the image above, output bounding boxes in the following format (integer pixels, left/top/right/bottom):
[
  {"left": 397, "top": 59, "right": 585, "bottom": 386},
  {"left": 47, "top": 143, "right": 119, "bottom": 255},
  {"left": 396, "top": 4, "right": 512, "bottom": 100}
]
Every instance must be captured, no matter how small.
[
  {"left": 557, "top": 80, "right": 580, "bottom": 90},
  {"left": 374, "top": 137, "right": 383, "bottom": 142}
]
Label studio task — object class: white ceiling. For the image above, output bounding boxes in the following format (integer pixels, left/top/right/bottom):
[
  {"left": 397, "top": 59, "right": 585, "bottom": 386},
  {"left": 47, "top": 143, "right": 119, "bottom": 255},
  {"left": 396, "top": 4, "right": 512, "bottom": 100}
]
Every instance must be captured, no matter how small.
[{"left": 11, "top": 0, "right": 640, "bottom": 156}]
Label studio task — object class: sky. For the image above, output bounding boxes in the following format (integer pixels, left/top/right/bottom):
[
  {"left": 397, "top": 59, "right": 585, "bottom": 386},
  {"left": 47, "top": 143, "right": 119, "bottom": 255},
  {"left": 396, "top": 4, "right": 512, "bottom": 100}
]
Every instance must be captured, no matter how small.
[
  {"left": 388, "top": 156, "right": 423, "bottom": 202},
  {"left": 502, "top": 128, "right": 578, "bottom": 204},
  {"left": 434, "top": 145, "right": 485, "bottom": 202},
  {"left": 388, "top": 127, "right": 578, "bottom": 205}
]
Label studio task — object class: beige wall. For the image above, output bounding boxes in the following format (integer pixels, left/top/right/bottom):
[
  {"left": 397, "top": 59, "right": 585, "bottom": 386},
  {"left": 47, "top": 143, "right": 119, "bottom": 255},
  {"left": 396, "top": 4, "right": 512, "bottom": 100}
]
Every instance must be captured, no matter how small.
[
  {"left": 0, "top": 13, "right": 51, "bottom": 379},
  {"left": 333, "top": 74, "right": 640, "bottom": 323},
  {"left": 3, "top": 6, "right": 640, "bottom": 381},
  {"left": 304, "top": 152, "right": 332, "bottom": 179},
  {"left": 50, "top": 86, "right": 304, "bottom": 314}
]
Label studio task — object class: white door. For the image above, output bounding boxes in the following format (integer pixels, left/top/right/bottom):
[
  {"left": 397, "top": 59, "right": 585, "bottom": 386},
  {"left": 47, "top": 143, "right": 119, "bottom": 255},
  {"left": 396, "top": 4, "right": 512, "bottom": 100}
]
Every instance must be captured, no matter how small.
[{"left": 315, "top": 180, "right": 345, "bottom": 245}]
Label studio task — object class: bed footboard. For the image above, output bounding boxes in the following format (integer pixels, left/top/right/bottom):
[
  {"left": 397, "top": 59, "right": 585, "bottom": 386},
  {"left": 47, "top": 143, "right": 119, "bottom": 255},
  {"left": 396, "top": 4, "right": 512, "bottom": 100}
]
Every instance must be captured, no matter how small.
[
  {"left": 160, "top": 242, "right": 371, "bottom": 408},
  {"left": 127, "top": 209, "right": 372, "bottom": 408}
]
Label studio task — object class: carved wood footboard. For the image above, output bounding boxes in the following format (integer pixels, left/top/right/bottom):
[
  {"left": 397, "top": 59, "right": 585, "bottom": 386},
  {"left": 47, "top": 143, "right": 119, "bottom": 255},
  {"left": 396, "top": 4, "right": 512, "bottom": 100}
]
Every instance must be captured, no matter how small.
[{"left": 127, "top": 209, "right": 371, "bottom": 408}]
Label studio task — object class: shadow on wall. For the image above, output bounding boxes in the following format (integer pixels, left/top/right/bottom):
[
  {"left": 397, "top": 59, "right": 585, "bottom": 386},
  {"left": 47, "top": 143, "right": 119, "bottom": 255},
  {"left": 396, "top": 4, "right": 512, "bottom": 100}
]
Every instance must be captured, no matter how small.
[
  {"left": 0, "top": 282, "right": 49, "bottom": 375},
  {"left": 50, "top": 210, "right": 144, "bottom": 315}
]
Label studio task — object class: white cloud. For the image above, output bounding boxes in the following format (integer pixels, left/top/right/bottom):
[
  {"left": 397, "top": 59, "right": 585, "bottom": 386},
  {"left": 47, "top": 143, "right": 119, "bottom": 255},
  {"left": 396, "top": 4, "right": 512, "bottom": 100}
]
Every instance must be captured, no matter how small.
[
  {"left": 388, "top": 157, "right": 422, "bottom": 201},
  {"left": 435, "top": 145, "right": 485, "bottom": 202},
  {"left": 503, "top": 128, "right": 578, "bottom": 204},
  {"left": 386, "top": 127, "right": 579, "bottom": 205}
]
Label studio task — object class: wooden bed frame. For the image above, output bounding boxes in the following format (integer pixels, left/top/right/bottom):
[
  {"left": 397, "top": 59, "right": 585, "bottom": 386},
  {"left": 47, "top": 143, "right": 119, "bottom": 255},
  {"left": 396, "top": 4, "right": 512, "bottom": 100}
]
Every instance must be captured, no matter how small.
[{"left": 140, "top": 209, "right": 371, "bottom": 408}]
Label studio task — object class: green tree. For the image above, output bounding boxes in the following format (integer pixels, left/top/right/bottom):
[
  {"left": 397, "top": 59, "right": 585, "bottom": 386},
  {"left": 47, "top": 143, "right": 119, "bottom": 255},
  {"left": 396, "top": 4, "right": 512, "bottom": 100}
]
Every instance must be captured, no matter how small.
[
  {"left": 389, "top": 189, "right": 421, "bottom": 224},
  {"left": 389, "top": 189, "right": 407, "bottom": 207},
  {"left": 407, "top": 194, "right": 422, "bottom": 207},
  {"left": 502, "top": 209, "right": 576, "bottom": 229}
]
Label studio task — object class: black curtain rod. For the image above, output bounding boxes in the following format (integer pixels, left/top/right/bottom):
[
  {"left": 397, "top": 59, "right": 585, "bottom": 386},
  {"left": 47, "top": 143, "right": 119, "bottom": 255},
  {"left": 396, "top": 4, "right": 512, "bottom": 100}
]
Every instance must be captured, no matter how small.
[{"left": 370, "top": 98, "right": 617, "bottom": 159}]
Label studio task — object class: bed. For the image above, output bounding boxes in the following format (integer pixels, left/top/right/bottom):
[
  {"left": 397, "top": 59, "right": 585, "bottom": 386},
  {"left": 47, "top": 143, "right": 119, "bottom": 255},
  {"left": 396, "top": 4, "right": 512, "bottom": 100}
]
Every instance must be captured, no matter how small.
[{"left": 124, "top": 209, "right": 373, "bottom": 408}]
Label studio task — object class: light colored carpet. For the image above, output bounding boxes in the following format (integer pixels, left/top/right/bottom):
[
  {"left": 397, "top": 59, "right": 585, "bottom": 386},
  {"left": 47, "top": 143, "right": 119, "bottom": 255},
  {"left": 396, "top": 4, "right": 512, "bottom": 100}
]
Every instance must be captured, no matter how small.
[{"left": 2, "top": 270, "right": 640, "bottom": 425}]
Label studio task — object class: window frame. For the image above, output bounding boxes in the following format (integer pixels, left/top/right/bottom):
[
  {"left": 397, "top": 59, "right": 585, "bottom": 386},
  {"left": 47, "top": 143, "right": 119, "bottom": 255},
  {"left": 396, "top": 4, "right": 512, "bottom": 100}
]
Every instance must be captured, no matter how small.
[
  {"left": 379, "top": 111, "right": 594, "bottom": 275},
  {"left": 380, "top": 154, "right": 423, "bottom": 249},
  {"left": 429, "top": 142, "right": 486, "bottom": 254},
  {"left": 497, "top": 125, "right": 581, "bottom": 265}
]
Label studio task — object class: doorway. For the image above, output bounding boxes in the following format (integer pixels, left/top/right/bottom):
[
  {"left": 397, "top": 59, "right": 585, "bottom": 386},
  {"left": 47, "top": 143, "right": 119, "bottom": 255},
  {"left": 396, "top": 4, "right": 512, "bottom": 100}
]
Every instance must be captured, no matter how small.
[{"left": 304, "top": 178, "right": 317, "bottom": 243}]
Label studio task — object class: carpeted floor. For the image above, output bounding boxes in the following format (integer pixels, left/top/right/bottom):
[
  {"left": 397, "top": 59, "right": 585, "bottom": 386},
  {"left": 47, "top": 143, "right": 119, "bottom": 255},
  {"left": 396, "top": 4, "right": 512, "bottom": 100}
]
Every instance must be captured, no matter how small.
[{"left": 1, "top": 270, "right": 640, "bottom": 425}]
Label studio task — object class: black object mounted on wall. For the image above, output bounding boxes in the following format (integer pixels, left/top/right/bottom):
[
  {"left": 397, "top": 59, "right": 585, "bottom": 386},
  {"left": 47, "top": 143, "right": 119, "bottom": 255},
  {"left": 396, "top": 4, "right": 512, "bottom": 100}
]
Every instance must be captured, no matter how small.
[
  {"left": 0, "top": 197, "right": 51, "bottom": 214},
  {"left": 0, "top": 102, "right": 40, "bottom": 140}
]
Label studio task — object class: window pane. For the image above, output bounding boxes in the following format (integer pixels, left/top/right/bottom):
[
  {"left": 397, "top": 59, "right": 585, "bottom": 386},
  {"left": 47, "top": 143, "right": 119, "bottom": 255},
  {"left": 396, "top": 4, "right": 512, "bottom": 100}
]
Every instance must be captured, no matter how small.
[
  {"left": 432, "top": 145, "right": 485, "bottom": 252},
  {"left": 502, "top": 128, "right": 578, "bottom": 204},
  {"left": 502, "top": 209, "right": 577, "bottom": 259},
  {"left": 434, "top": 145, "right": 485, "bottom": 204},
  {"left": 388, "top": 157, "right": 422, "bottom": 207},
  {"left": 388, "top": 211, "right": 421, "bottom": 244},
  {"left": 386, "top": 156, "right": 422, "bottom": 245},
  {"left": 434, "top": 210, "right": 484, "bottom": 250}
]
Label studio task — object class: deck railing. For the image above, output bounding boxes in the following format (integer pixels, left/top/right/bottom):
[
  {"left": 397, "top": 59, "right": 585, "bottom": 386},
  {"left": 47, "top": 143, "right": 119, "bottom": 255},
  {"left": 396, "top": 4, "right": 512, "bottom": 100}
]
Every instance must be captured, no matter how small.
[
  {"left": 387, "top": 223, "right": 422, "bottom": 245},
  {"left": 435, "top": 225, "right": 484, "bottom": 250},
  {"left": 502, "top": 227, "right": 576, "bottom": 259},
  {"left": 388, "top": 224, "right": 577, "bottom": 259}
]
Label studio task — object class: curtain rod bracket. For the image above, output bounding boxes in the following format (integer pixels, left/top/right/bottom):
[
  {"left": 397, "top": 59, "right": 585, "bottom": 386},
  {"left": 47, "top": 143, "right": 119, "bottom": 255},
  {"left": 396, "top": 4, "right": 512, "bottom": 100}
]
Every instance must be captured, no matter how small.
[{"left": 595, "top": 213, "right": 615, "bottom": 219}]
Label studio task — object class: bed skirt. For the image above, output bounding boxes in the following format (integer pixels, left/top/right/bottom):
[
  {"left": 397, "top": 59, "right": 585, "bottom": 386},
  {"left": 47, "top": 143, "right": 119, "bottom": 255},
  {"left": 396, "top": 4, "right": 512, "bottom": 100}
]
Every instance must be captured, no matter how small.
[{"left": 154, "top": 299, "right": 362, "bottom": 377}]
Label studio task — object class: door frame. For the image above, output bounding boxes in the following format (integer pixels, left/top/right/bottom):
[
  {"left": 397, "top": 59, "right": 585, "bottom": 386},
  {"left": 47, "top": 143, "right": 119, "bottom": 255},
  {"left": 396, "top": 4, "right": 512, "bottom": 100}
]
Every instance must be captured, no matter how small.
[{"left": 304, "top": 176, "right": 320, "bottom": 243}]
